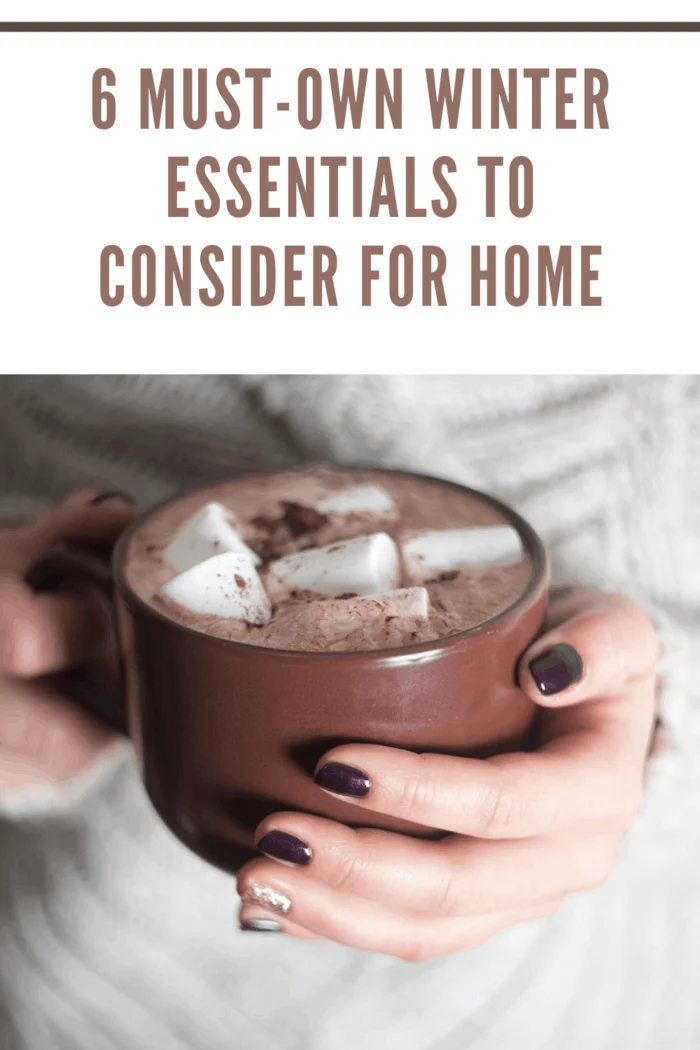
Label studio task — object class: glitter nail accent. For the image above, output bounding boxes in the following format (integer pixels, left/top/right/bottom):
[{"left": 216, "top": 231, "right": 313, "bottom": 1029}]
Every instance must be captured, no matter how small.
[{"left": 243, "top": 882, "right": 292, "bottom": 915}]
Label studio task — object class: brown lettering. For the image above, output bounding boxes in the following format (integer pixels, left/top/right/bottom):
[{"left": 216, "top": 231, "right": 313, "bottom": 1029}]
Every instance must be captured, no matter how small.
[
  {"left": 370, "top": 158, "right": 398, "bottom": 217},
  {"left": 556, "top": 69, "right": 576, "bottom": 129},
  {"left": 140, "top": 69, "right": 174, "bottom": 129},
  {"left": 200, "top": 246, "right": 224, "bottom": 306},
  {"left": 376, "top": 69, "right": 402, "bottom": 129},
  {"left": 164, "top": 246, "right": 191, "bottom": 306},
  {"left": 425, "top": 68, "right": 464, "bottom": 129},
  {"left": 195, "top": 157, "right": 220, "bottom": 217},
  {"left": 100, "top": 245, "right": 123, "bottom": 306},
  {"left": 330, "top": 68, "right": 368, "bottom": 128},
  {"left": 245, "top": 69, "right": 270, "bottom": 129},
  {"left": 406, "top": 158, "right": 427, "bottom": 218},
  {"left": 477, "top": 157, "right": 504, "bottom": 217},
  {"left": 505, "top": 246, "right": 529, "bottom": 306},
  {"left": 313, "top": 246, "right": 338, "bottom": 305},
  {"left": 298, "top": 68, "right": 322, "bottom": 129},
  {"left": 362, "top": 246, "right": 383, "bottom": 305},
  {"left": 491, "top": 69, "right": 517, "bottom": 128},
  {"left": 471, "top": 245, "right": 497, "bottom": 306},
  {"left": 215, "top": 69, "right": 241, "bottom": 129},
  {"left": 132, "top": 246, "right": 156, "bottom": 307},
  {"left": 537, "top": 246, "right": 572, "bottom": 305},
  {"left": 584, "top": 69, "right": 609, "bottom": 129},
  {"left": 581, "top": 246, "right": 602, "bottom": 305},
  {"left": 226, "top": 157, "right": 252, "bottom": 218},
  {"left": 183, "top": 69, "right": 207, "bottom": 130},
  {"left": 251, "top": 246, "right": 276, "bottom": 305},
  {"left": 288, "top": 157, "right": 315, "bottom": 217},
  {"left": 259, "top": 157, "right": 281, "bottom": 218},
  {"left": 432, "top": 157, "right": 457, "bottom": 217},
  {"left": 389, "top": 246, "right": 413, "bottom": 306},
  {"left": 523, "top": 68, "right": 549, "bottom": 129},
  {"left": 422, "top": 246, "right": 447, "bottom": 305}
]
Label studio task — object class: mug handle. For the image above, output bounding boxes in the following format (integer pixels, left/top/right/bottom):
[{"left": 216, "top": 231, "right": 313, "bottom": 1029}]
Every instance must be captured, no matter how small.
[{"left": 25, "top": 545, "right": 129, "bottom": 735}]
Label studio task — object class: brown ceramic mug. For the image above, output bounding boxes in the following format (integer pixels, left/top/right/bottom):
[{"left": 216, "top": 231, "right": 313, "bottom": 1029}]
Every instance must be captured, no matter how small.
[{"left": 31, "top": 468, "right": 549, "bottom": 873}]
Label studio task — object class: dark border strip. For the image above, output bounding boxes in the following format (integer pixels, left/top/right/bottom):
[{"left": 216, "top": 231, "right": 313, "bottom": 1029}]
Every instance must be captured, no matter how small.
[{"left": 0, "top": 21, "right": 698, "bottom": 32}]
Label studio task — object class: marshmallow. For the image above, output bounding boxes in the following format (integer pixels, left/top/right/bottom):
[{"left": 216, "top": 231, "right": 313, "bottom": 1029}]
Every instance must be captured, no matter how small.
[
  {"left": 317, "top": 484, "right": 397, "bottom": 517},
  {"left": 267, "top": 532, "right": 400, "bottom": 598},
  {"left": 363, "top": 587, "right": 429, "bottom": 619},
  {"left": 163, "top": 502, "right": 260, "bottom": 573},
  {"left": 403, "top": 525, "right": 522, "bottom": 582},
  {"left": 161, "top": 552, "right": 271, "bottom": 624}
]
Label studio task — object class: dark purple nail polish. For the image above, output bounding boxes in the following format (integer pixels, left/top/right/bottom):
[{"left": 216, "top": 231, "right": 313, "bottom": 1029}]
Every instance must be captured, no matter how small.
[
  {"left": 90, "top": 491, "right": 134, "bottom": 506},
  {"left": 240, "top": 918, "right": 282, "bottom": 932},
  {"left": 529, "top": 644, "right": 583, "bottom": 696},
  {"left": 315, "top": 762, "right": 371, "bottom": 798},
  {"left": 256, "top": 830, "right": 312, "bottom": 866}
]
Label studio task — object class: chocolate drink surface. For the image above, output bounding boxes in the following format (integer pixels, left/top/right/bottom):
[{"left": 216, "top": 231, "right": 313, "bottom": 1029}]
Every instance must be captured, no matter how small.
[
  {"left": 126, "top": 466, "right": 532, "bottom": 652},
  {"left": 115, "top": 467, "right": 548, "bottom": 871}
]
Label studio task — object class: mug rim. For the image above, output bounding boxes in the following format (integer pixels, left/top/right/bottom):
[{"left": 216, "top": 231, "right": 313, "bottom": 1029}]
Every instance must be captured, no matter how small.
[{"left": 113, "top": 464, "right": 549, "bottom": 661}]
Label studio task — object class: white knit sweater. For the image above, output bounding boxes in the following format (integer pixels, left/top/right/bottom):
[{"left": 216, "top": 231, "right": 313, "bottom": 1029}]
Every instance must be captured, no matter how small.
[{"left": 0, "top": 375, "right": 698, "bottom": 1050}]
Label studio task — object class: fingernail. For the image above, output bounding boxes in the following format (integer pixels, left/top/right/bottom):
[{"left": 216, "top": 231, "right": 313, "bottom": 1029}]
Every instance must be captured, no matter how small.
[
  {"left": 529, "top": 643, "right": 584, "bottom": 696},
  {"left": 256, "top": 830, "right": 312, "bottom": 866},
  {"left": 240, "top": 918, "right": 282, "bottom": 932},
  {"left": 315, "top": 762, "right": 371, "bottom": 798},
  {"left": 90, "top": 491, "right": 134, "bottom": 507},
  {"left": 242, "top": 882, "right": 292, "bottom": 915}
]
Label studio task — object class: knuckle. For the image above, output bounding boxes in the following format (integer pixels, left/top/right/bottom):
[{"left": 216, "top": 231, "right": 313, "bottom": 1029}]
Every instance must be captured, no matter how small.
[
  {"left": 434, "top": 853, "right": 488, "bottom": 916},
  {"left": 395, "top": 770, "right": 436, "bottom": 820},
  {"left": 323, "top": 827, "right": 385, "bottom": 894},
  {"left": 326, "top": 846, "right": 371, "bottom": 895},
  {"left": 476, "top": 779, "right": 521, "bottom": 838},
  {"left": 433, "top": 865, "right": 465, "bottom": 917}
]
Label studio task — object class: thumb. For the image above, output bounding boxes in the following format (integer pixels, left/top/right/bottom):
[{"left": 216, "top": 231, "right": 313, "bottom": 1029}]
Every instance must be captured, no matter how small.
[{"left": 518, "top": 586, "right": 658, "bottom": 708}]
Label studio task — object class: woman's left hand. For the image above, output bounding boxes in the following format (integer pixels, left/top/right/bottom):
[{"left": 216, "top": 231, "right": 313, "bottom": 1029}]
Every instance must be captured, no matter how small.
[{"left": 238, "top": 586, "right": 658, "bottom": 960}]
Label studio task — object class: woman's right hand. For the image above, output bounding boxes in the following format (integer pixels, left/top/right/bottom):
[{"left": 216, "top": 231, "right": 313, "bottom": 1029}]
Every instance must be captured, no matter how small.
[{"left": 0, "top": 491, "right": 134, "bottom": 793}]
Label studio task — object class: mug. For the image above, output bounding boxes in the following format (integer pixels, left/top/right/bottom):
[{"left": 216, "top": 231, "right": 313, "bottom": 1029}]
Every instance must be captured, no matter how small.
[{"left": 32, "top": 468, "right": 549, "bottom": 873}]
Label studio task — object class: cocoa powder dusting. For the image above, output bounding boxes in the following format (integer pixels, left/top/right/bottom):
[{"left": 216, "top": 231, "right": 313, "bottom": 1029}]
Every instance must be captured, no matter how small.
[
  {"left": 282, "top": 501, "right": 329, "bottom": 536},
  {"left": 126, "top": 467, "right": 532, "bottom": 653}
]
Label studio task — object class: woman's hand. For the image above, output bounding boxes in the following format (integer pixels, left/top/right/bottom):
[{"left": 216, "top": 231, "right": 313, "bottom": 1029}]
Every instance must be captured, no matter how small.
[
  {"left": 0, "top": 491, "right": 134, "bottom": 792},
  {"left": 238, "top": 586, "right": 658, "bottom": 959}
]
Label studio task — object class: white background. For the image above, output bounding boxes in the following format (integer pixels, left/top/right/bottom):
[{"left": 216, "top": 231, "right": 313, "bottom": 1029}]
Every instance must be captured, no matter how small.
[{"left": 0, "top": 7, "right": 698, "bottom": 371}]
